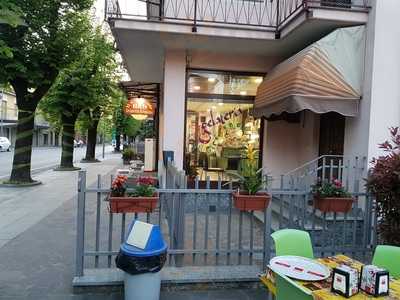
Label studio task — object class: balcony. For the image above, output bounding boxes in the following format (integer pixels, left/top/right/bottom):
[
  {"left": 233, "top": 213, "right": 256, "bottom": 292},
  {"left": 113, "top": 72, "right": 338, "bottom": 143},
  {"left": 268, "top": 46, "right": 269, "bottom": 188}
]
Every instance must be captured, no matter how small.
[
  {"left": 106, "top": 0, "right": 369, "bottom": 33},
  {"left": 106, "top": 0, "right": 369, "bottom": 81}
]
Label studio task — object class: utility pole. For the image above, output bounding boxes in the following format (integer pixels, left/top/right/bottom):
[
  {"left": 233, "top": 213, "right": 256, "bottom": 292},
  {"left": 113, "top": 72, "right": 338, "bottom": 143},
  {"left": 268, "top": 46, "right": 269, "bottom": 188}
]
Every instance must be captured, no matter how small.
[{"left": 102, "top": 130, "right": 105, "bottom": 159}]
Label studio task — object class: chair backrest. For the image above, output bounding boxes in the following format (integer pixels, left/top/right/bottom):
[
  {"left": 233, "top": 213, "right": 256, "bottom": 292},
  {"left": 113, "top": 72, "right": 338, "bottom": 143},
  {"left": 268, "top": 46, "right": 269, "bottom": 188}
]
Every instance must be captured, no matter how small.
[
  {"left": 271, "top": 229, "right": 314, "bottom": 259},
  {"left": 372, "top": 245, "right": 400, "bottom": 279},
  {"left": 275, "top": 271, "right": 313, "bottom": 300}
]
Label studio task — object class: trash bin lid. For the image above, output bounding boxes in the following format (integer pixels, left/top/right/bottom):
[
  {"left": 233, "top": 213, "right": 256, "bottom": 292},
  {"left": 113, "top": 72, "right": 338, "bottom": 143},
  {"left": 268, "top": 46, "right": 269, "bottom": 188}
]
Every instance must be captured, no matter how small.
[{"left": 120, "top": 221, "right": 168, "bottom": 257}]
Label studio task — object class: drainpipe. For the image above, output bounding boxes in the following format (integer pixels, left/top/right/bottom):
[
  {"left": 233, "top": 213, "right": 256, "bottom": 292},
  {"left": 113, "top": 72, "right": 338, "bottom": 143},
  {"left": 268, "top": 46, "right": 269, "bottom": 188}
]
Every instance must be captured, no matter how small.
[
  {"left": 275, "top": 0, "right": 281, "bottom": 39},
  {"left": 192, "top": 0, "right": 198, "bottom": 33}
]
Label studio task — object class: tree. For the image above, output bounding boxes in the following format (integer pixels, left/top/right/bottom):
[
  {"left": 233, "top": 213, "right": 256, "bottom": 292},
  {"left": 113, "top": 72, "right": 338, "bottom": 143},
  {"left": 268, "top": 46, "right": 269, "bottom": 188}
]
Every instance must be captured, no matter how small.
[
  {"left": 123, "top": 115, "right": 142, "bottom": 141},
  {"left": 138, "top": 119, "right": 156, "bottom": 140},
  {"left": 82, "top": 106, "right": 102, "bottom": 162},
  {"left": 0, "top": 0, "right": 93, "bottom": 183},
  {"left": 40, "top": 25, "right": 118, "bottom": 168}
]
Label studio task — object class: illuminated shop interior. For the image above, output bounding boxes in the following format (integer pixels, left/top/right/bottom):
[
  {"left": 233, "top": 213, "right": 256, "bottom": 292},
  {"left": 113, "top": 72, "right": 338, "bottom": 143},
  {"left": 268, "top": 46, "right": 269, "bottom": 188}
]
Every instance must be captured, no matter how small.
[{"left": 185, "top": 70, "right": 264, "bottom": 180}]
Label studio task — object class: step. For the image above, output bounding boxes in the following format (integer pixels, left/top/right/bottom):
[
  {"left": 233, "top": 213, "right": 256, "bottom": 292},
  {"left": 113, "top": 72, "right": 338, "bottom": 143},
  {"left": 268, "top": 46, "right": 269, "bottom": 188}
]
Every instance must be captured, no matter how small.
[{"left": 73, "top": 265, "right": 263, "bottom": 287}]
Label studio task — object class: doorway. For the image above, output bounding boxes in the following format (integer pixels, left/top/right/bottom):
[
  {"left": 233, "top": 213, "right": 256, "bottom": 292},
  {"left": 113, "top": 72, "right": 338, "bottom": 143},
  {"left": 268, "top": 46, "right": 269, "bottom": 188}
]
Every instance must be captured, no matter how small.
[
  {"left": 319, "top": 112, "right": 345, "bottom": 156},
  {"left": 318, "top": 112, "right": 345, "bottom": 180}
]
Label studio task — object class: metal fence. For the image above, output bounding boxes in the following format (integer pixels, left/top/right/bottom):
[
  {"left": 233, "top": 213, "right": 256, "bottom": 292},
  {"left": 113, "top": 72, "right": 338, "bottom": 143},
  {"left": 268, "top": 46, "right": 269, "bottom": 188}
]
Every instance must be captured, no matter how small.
[
  {"left": 279, "top": 155, "right": 367, "bottom": 191},
  {"left": 74, "top": 158, "right": 377, "bottom": 279},
  {"left": 105, "top": 0, "right": 369, "bottom": 32}
]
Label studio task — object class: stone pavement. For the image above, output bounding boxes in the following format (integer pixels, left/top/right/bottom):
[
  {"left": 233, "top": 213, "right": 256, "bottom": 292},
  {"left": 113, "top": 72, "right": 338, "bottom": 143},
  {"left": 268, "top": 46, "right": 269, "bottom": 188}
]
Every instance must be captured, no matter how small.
[
  {"left": 0, "top": 155, "right": 268, "bottom": 300},
  {"left": 0, "top": 152, "right": 120, "bottom": 249}
]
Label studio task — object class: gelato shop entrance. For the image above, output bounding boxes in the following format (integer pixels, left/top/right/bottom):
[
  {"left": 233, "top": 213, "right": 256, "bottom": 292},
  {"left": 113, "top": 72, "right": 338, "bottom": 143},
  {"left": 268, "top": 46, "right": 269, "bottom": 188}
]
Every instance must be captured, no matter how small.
[{"left": 185, "top": 69, "right": 264, "bottom": 181}]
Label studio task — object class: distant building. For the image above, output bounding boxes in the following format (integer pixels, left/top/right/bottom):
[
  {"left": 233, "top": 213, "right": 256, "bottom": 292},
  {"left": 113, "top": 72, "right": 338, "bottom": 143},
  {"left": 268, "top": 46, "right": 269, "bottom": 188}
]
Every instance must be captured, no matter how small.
[{"left": 0, "top": 90, "right": 60, "bottom": 147}]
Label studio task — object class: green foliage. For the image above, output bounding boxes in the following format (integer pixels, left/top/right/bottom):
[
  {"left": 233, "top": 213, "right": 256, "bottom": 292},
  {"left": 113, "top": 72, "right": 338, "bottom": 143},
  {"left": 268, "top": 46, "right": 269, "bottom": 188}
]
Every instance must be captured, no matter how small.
[
  {"left": 122, "top": 148, "right": 136, "bottom": 161},
  {"left": 40, "top": 23, "right": 119, "bottom": 126},
  {"left": 312, "top": 179, "right": 351, "bottom": 198},
  {"left": 242, "top": 173, "right": 263, "bottom": 195},
  {"left": 0, "top": 2, "right": 24, "bottom": 27},
  {"left": 127, "top": 177, "right": 157, "bottom": 197},
  {"left": 97, "top": 115, "right": 113, "bottom": 141},
  {"left": 367, "top": 127, "right": 400, "bottom": 246},
  {"left": 123, "top": 116, "right": 142, "bottom": 138},
  {"left": 227, "top": 167, "right": 266, "bottom": 195},
  {"left": 128, "top": 184, "right": 155, "bottom": 197},
  {"left": 0, "top": 0, "right": 93, "bottom": 91},
  {"left": 138, "top": 119, "right": 155, "bottom": 139}
]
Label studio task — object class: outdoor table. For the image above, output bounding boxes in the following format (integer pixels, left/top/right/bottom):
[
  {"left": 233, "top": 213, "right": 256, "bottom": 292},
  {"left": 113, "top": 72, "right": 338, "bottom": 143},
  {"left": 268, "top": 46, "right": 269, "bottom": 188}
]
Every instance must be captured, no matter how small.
[{"left": 260, "top": 254, "right": 400, "bottom": 299}]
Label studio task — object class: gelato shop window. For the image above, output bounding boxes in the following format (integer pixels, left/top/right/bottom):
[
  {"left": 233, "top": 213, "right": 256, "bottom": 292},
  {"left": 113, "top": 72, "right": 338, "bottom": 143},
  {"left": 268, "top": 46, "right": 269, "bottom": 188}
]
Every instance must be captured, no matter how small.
[{"left": 185, "top": 70, "right": 264, "bottom": 180}]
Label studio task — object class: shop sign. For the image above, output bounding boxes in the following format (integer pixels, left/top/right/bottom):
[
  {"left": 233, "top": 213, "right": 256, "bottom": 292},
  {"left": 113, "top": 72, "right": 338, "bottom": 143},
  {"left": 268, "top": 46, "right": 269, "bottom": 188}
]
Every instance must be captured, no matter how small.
[
  {"left": 124, "top": 97, "right": 154, "bottom": 120},
  {"left": 199, "top": 107, "right": 243, "bottom": 144}
]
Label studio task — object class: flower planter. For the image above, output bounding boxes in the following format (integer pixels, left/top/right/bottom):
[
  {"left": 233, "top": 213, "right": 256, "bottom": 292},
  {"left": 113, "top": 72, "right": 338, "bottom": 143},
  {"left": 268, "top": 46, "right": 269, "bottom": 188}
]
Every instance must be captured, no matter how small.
[
  {"left": 232, "top": 191, "right": 271, "bottom": 211},
  {"left": 109, "top": 193, "right": 159, "bottom": 213},
  {"left": 313, "top": 196, "right": 354, "bottom": 213}
]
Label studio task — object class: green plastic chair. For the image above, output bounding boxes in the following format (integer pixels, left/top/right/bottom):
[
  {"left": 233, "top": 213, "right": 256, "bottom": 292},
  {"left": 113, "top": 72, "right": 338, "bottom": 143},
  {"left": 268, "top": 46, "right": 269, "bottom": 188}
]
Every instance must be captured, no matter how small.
[
  {"left": 275, "top": 271, "right": 313, "bottom": 300},
  {"left": 372, "top": 245, "right": 400, "bottom": 279},
  {"left": 271, "top": 229, "right": 314, "bottom": 259}
]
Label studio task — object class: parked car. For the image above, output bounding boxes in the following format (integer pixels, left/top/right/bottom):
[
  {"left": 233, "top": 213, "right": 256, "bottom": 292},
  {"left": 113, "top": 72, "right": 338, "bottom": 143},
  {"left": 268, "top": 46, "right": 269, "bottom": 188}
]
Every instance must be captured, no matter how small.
[{"left": 0, "top": 137, "right": 11, "bottom": 152}]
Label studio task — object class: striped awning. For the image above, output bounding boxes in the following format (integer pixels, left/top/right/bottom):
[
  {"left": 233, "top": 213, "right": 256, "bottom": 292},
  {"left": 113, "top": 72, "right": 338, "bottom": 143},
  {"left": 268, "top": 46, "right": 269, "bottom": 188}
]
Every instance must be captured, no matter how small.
[{"left": 255, "top": 26, "right": 365, "bottom": 118}]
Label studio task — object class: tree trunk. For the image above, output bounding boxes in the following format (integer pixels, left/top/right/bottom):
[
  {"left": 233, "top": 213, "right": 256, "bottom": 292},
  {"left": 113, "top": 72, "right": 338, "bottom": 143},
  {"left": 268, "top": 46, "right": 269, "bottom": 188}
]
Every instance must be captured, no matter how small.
[
  {"left": 115, "top": 130, "right": 121, "bottom": 152},
  {"left": 60, "top": 114, "right": 78, "bottom": 169},
  {"left": 9, "top": 81, "right": 51, "bottom": 183},
  {"left": 9, "top": 103, "right": 37, "bottom": 183},
  {"left": 84, "top": 119, "right": 99, "bottom": 161}
]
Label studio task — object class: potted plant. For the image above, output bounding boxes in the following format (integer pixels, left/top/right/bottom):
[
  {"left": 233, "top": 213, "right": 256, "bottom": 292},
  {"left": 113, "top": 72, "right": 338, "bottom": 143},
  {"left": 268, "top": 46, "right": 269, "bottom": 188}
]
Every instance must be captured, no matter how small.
[
  {"left": 109, "top": 176, "right": 159, "bottom": 213},
  {"left": 312, "top": 179, "right": 354, "bottom": 213},
  {"left": 122, "top": 148, "right": 136, "bottom": 165},
  {"left": 230, "top": 168, "right": 271, "bottom": 212}
]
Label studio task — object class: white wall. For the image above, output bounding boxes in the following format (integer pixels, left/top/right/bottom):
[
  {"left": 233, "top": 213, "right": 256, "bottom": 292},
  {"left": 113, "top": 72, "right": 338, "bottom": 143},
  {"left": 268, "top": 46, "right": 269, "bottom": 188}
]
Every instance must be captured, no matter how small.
[
  {"left": 344, "top": 0, "right": 400, "bottom": 163},
  {"left": 367, "top": 0, "right": 400, "bottom": 160},
  {"left": 188, "top": 50, "right": 282, "bottom": 73},
  {"left": 162, "top": 49, "right": 187, "bottom": 170},
  {"left": 263, "top": 111, "right": 320, "bottom": 178}
]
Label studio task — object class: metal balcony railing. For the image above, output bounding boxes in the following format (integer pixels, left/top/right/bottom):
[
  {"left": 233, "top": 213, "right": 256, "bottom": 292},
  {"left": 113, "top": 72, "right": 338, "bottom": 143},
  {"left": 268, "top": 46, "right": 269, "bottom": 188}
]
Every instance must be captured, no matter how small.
[{"left": 105, "top": 0, "right": 369, "bottom": 34}]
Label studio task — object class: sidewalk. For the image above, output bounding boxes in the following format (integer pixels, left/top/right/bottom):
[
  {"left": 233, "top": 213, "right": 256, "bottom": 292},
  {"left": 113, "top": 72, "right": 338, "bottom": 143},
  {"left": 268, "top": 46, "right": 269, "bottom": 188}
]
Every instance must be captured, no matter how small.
[
  {"left": 0, "top": 156, "right": 268, "bottom": 299},
  {"left": 0, "top": 153, "right": 121, "bottom": 249}
]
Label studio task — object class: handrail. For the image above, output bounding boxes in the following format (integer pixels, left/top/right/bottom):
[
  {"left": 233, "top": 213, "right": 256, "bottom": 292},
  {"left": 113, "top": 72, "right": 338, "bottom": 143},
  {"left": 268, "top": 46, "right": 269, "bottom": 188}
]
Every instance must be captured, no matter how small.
[
  {"left": 105, "top": 0, "right": 370, "bottom": 29},
  {"left": 283, "top": 155, "right": 345, "bottom": 177}
]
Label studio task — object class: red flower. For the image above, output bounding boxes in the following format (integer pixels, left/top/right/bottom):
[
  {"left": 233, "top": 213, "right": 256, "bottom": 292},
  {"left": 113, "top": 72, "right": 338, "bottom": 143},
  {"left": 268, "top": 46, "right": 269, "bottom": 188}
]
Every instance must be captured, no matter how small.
[
  {"left": 333, "top": 179, "right": 342, "bottom": 188},
  {"left": 137, "top": 176, "right": 156, "bottom": 186}
]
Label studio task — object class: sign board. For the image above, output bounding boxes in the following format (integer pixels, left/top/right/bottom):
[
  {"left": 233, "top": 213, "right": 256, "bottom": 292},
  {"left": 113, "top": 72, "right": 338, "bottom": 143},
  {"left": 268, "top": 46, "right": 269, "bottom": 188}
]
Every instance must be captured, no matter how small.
[
  {"left": 126, "top": 221, "right": 154, "bottom": 249},
  {"left": 124, "top": 97, "right": 154, "bottom": 116}
]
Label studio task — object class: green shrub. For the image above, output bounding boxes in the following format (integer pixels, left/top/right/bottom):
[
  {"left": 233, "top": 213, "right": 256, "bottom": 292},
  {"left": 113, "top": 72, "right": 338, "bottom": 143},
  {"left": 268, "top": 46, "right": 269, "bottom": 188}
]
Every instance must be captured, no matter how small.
[{"left": 122, "top": 148, "right": 136, "bottom": 161}]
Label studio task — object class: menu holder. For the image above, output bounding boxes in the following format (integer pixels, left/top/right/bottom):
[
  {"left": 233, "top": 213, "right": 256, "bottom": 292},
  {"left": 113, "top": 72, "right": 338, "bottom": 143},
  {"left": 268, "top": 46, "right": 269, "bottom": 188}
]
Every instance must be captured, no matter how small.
[
  {"left": 331, "top": 265, "right": 359, "bottom": 298},
  {"left": 360, "top": 265, "right": 389, "bottom": 297}
]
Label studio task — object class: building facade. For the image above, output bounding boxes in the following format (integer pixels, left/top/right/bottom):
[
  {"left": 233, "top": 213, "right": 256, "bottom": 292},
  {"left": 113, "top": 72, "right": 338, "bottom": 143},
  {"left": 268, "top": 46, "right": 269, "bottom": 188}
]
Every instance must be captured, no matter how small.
[
  {"left": 0, "top": 90, "right": 60, "bottom": 147},
  {"left": 105, "top": 0, "right": 400, "bottom": 182}
]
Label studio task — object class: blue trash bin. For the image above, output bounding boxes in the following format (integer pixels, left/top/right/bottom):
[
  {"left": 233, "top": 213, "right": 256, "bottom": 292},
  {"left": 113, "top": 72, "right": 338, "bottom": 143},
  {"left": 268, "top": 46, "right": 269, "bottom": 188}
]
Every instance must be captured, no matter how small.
[{"left": 116, "top": 220, "right": 167, "bottom": 300}]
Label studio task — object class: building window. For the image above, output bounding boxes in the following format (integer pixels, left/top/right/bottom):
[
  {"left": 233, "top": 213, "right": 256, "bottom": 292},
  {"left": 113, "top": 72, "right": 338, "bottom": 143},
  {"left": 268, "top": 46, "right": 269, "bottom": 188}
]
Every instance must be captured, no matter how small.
[
  {"left": 1, "top": 100, "right": 7, "bottom": 120},
  {"left": 185, "top": 70, "right": 264, "bottom": 180}
]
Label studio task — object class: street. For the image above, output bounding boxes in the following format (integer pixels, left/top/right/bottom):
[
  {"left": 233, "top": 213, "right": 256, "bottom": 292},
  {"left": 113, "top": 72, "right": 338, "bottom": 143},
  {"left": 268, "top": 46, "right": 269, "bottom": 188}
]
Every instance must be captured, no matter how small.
[{"left": 0, "top": 145, "right": 113, "bottom": 179}]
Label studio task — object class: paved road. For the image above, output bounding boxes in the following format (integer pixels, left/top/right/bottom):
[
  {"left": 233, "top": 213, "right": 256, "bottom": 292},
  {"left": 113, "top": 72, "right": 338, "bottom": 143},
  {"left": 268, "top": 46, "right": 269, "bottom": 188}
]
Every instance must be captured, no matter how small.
[{"left": 0, "top": 145, "right": 113, "bottom": 179}]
